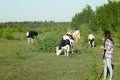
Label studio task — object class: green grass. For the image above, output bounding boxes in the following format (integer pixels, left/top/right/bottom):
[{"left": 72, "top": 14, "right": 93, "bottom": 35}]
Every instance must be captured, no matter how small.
[{"left": 0, "top": 27, "right": 119, "bottom": 80}]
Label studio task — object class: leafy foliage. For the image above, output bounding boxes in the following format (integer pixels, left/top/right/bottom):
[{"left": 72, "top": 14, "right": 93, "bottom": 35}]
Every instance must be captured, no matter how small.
[
  {"left": 33, "top": 36, "right": 59, "bottom": 52},
  {"left": 71, "top": 1, "right": 120, "bottom": 32},
  {"left": 1, "top": 26, "right": 14, "bottom": 40},
  {"left": 71, "top": 5, "right": 95, "bottom": 30}
]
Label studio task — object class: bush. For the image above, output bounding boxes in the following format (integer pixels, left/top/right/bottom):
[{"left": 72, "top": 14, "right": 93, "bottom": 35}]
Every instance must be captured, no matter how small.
[
  {"left": 32, "top": 36, "right": 60, "bottom": 53},
  {"left": 1, "top": 27, "right": 14, "bottom": 40}
]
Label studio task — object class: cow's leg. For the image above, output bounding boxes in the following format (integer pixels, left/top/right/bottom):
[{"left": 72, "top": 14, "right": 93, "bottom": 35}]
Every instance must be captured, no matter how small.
[
  {"left": 64, "top": 49, "right": 67, "bottom": 56},
  {"left": 71, "top": 48, "right": 73, "bottom": 54},
  {"left": 31, "top": 38, "right": 34, "bottom": 44},
  {"left": 91, "top": 43, "right": 92, "bottom": 48},
  {"left": 28, "top": 38, "right": 30, "bottom": 44},
  {"left": 66, "top": 46, "right": 70, "bottom": 56},
  {"left": 76, "top": 35, "right": 80, "bottom": 43},
  {"left": 56, "top": 47, "right": 58, "bottom": 55},
  {"left": 66, "top": 49, "right": 69, "bottom": 56},
  {"left": 88, "top": 40, "right": 91, "bottom": 47},
  {"left": 75, "top": 37, "right": 77, "bottom": 43},
  {"left": 76, "top": 37, "right": 79, "bottom": 43},
  {"left": 92, "top": 41, "right": 95, "bottom": 48}
]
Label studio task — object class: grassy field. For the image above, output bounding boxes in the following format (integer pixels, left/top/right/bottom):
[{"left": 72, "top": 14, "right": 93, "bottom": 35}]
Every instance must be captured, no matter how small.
[{"left": 0, "top": 27, "right": 120, "bottom": 80}]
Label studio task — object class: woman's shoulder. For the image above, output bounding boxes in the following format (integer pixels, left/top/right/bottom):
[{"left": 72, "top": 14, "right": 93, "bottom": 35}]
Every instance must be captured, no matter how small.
[
  {"left": 105, "top": 39, "right": 110, "bottom": 42},
  {"left": 106, "top": 39, "right": 113, "bottom": 44}
]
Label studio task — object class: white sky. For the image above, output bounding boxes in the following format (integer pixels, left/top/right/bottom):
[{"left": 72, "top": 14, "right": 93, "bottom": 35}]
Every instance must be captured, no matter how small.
[{"left": 0, "top": 0, "right": 108, "bottom": 22}]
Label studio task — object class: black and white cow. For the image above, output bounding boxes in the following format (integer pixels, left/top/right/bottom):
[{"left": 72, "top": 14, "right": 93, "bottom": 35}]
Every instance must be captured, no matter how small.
[
  {"left": 56, "top": 34, "right": 74, "bottom": 56},
  {"left": 26, "top": 31, "right": 38, "bottom": 44},
  {"left": 88, "top": 34, "right": 95, "bottom": 48}
]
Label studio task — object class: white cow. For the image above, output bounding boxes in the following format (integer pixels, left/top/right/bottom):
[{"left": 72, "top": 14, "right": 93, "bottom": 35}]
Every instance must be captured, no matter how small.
[
  {"left": 56, "top": 34, "right": 74, "bottom": 56},
  {"left": 88, "top": 34, "right": 95, "bottom": 48}
]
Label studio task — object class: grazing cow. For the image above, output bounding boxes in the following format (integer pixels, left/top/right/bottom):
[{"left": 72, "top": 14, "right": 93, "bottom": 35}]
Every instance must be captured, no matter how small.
[
  {"left": 56, "top": 34, "right": 74, "bottom": 56},
  {"left": 67, "top": 30, "right": 80, "bottom": 43},
  {"left": 26, "top": 31, "right": 38, "bottom": 44},
  {"left": 88, "top": 34, "right": 95, "bottom": 48}
]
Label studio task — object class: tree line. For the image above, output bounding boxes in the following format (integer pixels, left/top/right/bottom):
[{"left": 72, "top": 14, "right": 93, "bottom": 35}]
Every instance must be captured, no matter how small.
[
  {"left": 0, "top": 21, "right": 70, "bottom": 39},
  {"left": 71, "top": 0, "right": 120, "bottom": 32},
  {"left": 0, "top": 0, "right": 120, "bottom": 40}
]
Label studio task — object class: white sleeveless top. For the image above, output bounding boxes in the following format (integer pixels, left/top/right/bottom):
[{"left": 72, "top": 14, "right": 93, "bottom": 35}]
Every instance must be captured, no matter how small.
[{"left": 105, "top": 39, "right": 113, "bottom": 59}]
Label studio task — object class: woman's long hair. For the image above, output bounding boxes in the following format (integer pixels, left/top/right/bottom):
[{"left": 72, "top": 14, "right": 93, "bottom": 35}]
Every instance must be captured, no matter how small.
[{"left": 104, "top": 30, "right": 114, "bottom": 44}]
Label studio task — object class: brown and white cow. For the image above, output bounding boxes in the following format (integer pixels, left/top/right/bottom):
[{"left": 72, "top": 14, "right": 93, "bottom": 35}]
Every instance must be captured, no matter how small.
[{"left": 66, "top": 30, "right": 80, "bottom": 43}]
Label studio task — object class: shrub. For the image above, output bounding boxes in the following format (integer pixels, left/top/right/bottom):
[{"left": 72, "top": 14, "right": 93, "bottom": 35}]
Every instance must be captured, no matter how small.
[
  {"left": 32, "top": 36, "right": 60, "bottom": 53},
  {"left": 1, "top": 27, "right": 14, "bottom": 40}
]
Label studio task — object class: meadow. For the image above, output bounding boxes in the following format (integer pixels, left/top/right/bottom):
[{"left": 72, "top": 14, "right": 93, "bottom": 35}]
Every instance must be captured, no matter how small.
[{"left": 0, "top": 25, "right": 120, "bottom": 80}]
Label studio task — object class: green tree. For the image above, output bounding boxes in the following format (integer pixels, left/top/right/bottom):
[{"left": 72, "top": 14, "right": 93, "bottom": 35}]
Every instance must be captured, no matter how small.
[
  {"left": 95, "top": 0, "right": 120, "bottom": 31},
  {"left": 71, "top": 5, "right": 95, "bottom": 29},
  {"left": 71, "top": 0, "right": 120, "bottom": 32}
]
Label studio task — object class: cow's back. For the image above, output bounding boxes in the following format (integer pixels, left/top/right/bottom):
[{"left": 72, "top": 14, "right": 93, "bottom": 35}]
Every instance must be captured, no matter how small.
[
  {"left": 88, "top": 34, "right": 94, "bottom": 40},
  {"left": 29, "top": 31, "right": 38, "bottom": 36}
]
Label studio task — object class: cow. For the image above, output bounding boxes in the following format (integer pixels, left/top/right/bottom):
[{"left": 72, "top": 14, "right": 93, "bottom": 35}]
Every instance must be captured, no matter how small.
[
  {"left": 26, "top": 31, "right": 38, "bottom": 44},
  {"left": 66, "top": 30, "right": 80, "bottom": 43},
  {"left": 88, "top": 34, "right": 95, "bottom": 48},
  {"left": 56, "top": 34, "right": 74, "bottom": 56}
]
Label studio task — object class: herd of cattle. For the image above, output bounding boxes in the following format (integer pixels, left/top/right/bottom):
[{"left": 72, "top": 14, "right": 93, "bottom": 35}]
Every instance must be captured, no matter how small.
[{"left": 26, "top": 30, "right": 95, "bottom": 56}]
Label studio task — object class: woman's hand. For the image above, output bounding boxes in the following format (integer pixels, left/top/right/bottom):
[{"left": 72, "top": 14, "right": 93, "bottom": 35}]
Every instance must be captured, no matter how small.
[
  {"left": 100, "top": 46, "right": 104, "bottom": 49},
  {"left": 100, "top": 46, "right": 109, "bottom": 51}
]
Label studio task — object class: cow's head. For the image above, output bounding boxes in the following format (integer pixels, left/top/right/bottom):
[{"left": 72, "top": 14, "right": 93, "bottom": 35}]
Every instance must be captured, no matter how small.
[{"left": 56, "top": 46, "right": 62, "bottom": 56}]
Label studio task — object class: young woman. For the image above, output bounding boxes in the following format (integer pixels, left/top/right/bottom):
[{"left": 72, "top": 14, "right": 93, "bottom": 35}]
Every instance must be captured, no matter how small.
[{"left": 100, "top": 30, "right": 114, "bottom": 80}]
